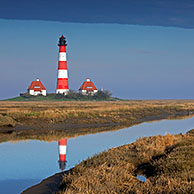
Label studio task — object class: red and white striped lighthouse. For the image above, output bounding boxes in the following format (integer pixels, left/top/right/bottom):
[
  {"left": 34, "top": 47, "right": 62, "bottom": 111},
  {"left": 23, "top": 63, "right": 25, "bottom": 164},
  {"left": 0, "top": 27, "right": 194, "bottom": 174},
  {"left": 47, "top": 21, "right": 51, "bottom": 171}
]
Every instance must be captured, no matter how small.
[
  {"left": 56, "top": 35, "right": 69, "bottom": 95},
  {"left": 58, "top": 138, "right": 67, "bottom": 171}
]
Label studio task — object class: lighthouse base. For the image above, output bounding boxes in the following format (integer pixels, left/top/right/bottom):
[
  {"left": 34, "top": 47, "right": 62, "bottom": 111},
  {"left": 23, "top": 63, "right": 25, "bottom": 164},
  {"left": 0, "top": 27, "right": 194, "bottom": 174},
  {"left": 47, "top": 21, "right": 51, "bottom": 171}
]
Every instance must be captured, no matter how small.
[{"left": 56, "top": 89, "right": 69, "bottom": 95}]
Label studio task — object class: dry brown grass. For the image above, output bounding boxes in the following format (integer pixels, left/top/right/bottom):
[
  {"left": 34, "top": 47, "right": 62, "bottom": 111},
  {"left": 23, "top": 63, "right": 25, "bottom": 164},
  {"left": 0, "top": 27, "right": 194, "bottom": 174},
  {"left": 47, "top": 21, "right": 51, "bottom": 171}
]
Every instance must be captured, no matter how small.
[
  {"left": 0, "top": 100, "right": 194, "bottom": 143},
  {"left": 57, "top": 130, "right": 194, "bottom": 194},
  {"left": 1, "top": 100, "right": 194, "bottom": 124}
]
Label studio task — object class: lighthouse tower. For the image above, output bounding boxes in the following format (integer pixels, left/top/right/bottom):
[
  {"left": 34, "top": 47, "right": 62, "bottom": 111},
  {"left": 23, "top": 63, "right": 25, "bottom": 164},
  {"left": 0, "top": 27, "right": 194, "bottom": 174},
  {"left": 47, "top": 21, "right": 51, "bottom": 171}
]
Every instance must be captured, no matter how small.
[
  {"left": 56, "top": 35, "right": 69, "bottom": 95},
  {"left": 58, "top": 138, "right": 67, "bottom": 171}
]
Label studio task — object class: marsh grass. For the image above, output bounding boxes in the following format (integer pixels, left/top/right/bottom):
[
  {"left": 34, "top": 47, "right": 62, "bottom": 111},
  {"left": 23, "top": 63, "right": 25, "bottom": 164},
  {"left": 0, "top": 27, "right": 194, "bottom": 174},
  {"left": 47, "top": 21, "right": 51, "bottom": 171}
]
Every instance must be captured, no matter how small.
[
  {"left": 57, "top": 130, "right": 194, "bottom": 194},
  {"left": 1, "top": 100, "right": 194, "bottom": 126},
  {"left": 0, "top": 114, "right": 16, "bottom": 127},
  {"left": 0, "top": 100, "right": 194, "bottom": 143}
]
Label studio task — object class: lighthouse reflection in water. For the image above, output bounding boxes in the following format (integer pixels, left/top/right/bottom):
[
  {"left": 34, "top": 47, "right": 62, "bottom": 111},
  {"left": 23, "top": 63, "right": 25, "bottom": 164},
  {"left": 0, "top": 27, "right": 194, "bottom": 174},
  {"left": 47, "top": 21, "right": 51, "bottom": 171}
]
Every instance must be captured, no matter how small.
[{"left": 58, "top": 138, "right": 67, "bottom": 171}]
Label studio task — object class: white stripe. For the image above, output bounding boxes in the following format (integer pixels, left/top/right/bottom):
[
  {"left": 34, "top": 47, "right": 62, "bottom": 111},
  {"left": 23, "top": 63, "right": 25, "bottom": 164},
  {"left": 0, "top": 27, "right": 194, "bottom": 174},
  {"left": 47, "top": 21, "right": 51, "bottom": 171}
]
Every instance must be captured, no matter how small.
[
  {"left": 58, "top": 70, "right": 68, "bottom": 78},
  {"left": 59, "top": 52, "right": 67, "bottom": 61},
  {"left": 59, "top": 145, "right": 67, "bottom": 155},
  {"left": 56, "top": 89, "right": 69, "bottom": 94}
]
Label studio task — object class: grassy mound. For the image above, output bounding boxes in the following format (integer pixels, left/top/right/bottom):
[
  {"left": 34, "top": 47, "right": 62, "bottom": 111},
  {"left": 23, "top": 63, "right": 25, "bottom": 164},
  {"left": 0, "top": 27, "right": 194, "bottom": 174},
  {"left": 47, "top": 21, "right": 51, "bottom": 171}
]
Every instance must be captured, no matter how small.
[
  {"left": 57, "top": 130, "right": 194, "bottom": 194},
  {"left": 6, "top": 91, "right": 114, "bottom": 101}
]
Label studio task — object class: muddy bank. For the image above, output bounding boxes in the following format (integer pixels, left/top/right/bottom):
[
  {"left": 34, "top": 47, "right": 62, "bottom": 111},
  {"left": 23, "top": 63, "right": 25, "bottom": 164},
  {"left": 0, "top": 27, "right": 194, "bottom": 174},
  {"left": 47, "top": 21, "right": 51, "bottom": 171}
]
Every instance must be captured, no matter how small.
[
  {"left": 21, "top": 172, "right": 64, "bottom": 194},
  {"left": 0, "top": 109, "right": 192, "bottom": 143}
]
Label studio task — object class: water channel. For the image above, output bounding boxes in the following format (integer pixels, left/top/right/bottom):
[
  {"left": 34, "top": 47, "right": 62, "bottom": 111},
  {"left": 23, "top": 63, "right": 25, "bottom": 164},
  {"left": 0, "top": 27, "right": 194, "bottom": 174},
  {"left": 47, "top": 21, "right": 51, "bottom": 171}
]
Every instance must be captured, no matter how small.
[{"left": 0, "top": 116, "right": 194, "bottom": 194}]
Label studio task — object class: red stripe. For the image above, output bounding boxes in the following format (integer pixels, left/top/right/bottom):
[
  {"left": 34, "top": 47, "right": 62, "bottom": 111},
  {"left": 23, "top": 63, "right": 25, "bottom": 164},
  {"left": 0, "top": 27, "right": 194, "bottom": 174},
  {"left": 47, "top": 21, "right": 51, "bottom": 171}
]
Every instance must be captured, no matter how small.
[
  {"left": 58, "top": 61, "right": 67, "bottom": 69},
  {"left": 57, "top": 86, "right": 69, "bottom": 89},
  {"left": 57, "top": 78, "right": 69, "bottom": 89},
  {"left": 59, "top": 139, "right": 67, "bottom": 145},
  {"left": 59, "top": 45, "right": 66, "bottom": 52},
  {"left": 58, "top": 61, "right": 67, "bottom": 65},
  {"left": 57, "top": 78, "right": 68, "bottom": 81},
  {"left": 59, "top": 154, "right": 66, "bottom": 161}
]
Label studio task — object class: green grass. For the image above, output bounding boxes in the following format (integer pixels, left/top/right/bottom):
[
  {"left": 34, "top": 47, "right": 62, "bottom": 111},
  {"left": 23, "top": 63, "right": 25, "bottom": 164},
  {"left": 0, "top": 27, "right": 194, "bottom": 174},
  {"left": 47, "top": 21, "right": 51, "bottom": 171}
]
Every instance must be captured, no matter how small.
[
  {"left": 5, "top": 96, "right": 117, "bottom": 101},
  {"left": 5, "top": 95, "right": 66, "bottom": 101},
  {"left": 4, "top": 91, "right": 115, "bottom": 101}
]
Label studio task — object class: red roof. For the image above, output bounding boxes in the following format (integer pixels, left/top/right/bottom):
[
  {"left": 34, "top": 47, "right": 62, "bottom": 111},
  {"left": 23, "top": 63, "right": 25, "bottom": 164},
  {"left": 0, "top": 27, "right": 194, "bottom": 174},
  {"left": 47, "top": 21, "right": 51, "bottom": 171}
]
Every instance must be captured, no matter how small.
[
  {"left": 28, "top": 79, "right": 46, "bottom": 91},
  {"left": 80, "top": 78, "right": 97, "bottom": 91}
]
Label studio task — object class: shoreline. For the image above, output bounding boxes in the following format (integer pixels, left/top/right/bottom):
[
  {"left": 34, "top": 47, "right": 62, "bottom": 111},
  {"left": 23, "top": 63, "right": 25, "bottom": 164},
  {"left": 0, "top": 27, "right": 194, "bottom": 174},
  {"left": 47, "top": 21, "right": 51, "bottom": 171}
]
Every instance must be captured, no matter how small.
[
  {"left": 1, "top": 100, "right": 194, "bottom": 143},
  {"left": 21, "top": 172, "right": 64, "bottom": 194},
  {"left": 21, "top": 128, "right": 194, "bottom": 194},
  {"left": 0, "top": 110, "right": 192, "bottom": 143}
]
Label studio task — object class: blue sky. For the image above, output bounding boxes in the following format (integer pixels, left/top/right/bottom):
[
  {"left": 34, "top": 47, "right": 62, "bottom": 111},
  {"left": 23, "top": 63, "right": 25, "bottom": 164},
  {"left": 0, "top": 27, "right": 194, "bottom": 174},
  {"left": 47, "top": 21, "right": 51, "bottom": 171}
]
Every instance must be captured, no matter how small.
[{"left": 0, "top": 19, "right": 194, "bottom": 99}]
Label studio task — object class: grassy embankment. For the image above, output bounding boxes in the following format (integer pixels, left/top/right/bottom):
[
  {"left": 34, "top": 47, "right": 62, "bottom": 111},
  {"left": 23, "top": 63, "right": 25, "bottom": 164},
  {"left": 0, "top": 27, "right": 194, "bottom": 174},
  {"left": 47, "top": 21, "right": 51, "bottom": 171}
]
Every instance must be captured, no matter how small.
[
  {"left": 0, "top": 100, "right": 194, "bottom": 143},
  {"left": 57, "top": 129, "right": 194, "bottom": 194},
  {"left": 6, "top": 91, "right": 114, "bottom": 101}
]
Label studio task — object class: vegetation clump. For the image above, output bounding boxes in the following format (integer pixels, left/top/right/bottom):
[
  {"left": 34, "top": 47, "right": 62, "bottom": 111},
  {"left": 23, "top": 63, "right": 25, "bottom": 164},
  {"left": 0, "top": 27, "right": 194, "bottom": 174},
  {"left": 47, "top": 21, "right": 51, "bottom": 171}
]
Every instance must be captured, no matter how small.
[
  {"left": 57, "top": 130, "right": 194, "bottom": 194},
  {"left": 0, "top": 114, "right": 16, "bottom": 127},
  {"left": 17, "top": 90, "right": 113, "bottom": 101}
]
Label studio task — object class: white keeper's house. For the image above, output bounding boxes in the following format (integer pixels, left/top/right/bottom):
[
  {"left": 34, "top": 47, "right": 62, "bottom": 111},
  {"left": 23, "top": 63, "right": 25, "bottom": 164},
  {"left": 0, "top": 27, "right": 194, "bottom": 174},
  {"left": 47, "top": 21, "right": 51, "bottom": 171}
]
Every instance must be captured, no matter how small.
[
  {"left": 28, "top": 78, "right": 47, "bottom": 96},
  {"left": 79, "top": 78, "right": 98, "bottom": 95}
]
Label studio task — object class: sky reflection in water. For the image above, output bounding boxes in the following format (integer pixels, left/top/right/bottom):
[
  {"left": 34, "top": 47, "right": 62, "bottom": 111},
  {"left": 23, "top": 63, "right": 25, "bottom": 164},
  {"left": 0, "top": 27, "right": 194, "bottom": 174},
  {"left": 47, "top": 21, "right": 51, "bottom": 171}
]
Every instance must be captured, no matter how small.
[{"left": 0, "top": 117, "right": 194, "bottom": 193}]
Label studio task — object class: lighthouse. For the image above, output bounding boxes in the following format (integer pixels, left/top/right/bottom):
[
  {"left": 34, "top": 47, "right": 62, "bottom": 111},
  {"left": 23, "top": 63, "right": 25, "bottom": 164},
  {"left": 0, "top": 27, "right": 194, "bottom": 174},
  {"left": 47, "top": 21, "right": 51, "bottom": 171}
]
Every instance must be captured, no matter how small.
[
  {"left": 56, "top": 35, "right": 69, "bottom": 95},
  {"left": 58, "top": 138, "right": 67, "bottom": 171}
]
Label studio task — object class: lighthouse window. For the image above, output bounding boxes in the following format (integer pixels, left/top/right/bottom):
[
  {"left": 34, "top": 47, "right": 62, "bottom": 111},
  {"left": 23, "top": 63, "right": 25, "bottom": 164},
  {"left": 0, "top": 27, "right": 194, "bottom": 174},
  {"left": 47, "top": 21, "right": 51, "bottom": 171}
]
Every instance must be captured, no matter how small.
[
  {"left": 86, "top": 87, "right": 93, "bottom": 88},
  {"left": 34, "top": 86, "right": 40, "bottom": 88}
]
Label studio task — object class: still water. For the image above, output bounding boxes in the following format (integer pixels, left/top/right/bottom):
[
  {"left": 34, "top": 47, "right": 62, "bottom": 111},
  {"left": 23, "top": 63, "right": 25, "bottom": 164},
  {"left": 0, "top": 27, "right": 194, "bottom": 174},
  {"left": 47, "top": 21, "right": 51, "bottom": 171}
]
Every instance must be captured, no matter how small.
[{"left": 0, "top": 116, "right": 194, "bottom": 194}]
